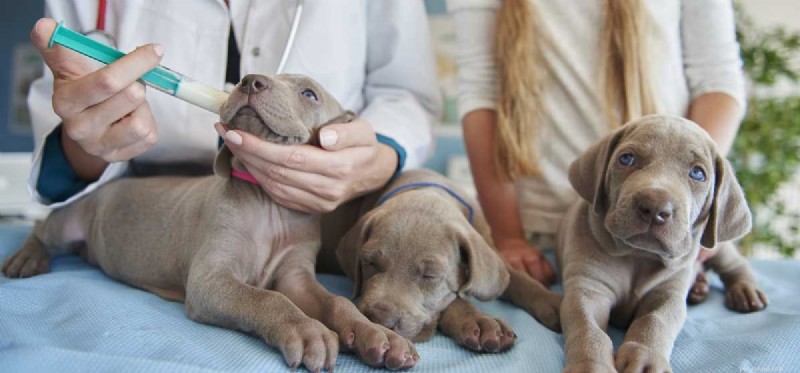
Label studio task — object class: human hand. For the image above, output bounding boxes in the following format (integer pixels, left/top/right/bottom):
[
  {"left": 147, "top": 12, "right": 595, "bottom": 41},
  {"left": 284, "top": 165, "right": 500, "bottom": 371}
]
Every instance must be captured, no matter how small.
[
  {"left": 215, "top": 118, "right": 398, "bottom": 213},
  {"left": 31, "top": 18, "right": 162, "bottom": 171},
  {"left": 497, "top": 238, "right": 555, "bottom": 286}
]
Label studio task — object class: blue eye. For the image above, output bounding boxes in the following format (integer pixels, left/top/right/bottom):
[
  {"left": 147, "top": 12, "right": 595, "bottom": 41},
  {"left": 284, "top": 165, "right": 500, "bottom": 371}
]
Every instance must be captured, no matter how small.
[
  {"left": 301, "top": 89, "right": 318, "bottom": 101},
  {"left": 618, "top": 153, "right": 635, "bottom": 166},
  {"left": 689, "top": 166, "right": 706, "bottom": 181}
]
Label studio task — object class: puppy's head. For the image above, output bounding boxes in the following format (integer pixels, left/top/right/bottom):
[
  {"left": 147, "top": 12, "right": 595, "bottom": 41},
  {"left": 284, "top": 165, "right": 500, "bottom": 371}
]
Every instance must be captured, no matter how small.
[
  {"left": 214, "top": 74, "right": 355, "bottom": 175},
  {"left": 336, "top": 187, "right": 509, "bottom": 341},
  {"left": 568, "top": 115, "right": 751, "bottom": 261}
]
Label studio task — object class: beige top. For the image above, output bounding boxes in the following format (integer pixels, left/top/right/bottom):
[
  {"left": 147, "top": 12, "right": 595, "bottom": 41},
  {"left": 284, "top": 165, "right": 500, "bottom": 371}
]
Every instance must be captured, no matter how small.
[{"left": 448, "top": 0, "right": 746, "bottom": 234}]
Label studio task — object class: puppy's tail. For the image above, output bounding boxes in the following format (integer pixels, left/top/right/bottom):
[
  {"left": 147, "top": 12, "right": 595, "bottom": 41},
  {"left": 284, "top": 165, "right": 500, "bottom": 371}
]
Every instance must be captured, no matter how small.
[{"left": 502, "top": 267, "right": 562, "bottom": 333}]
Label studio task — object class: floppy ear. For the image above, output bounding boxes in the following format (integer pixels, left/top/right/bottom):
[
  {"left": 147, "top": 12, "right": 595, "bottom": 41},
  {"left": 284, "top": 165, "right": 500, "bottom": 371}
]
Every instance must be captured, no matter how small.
[
  {"left": 700, "top": 155, "right": 752, "bottom": 248},
  {"left": 213, "top": 144, "right": 233, "bottom": 178},
  {"left": 456, "top": 224, "right": 510, "bottom": 301},
  {"left": 335, "top": 209, "right": 377, "bottom": 300},
  {"left": 322, "top": 110, "right": 357, "bottom": 126},
  {"left": 568, "top": 126, "right": 628, "bottom": 214}
]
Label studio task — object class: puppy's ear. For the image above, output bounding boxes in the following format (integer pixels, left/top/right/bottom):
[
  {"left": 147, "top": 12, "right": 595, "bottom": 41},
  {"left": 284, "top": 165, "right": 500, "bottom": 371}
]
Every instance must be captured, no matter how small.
[
  {"left": 568, "top": 126, "right": 628, "bottom": 214},
  {"left": 335, "top": 209, "right": 377, "bottom": 300},
  {"left": 322, "top": 110, "right": 357, "bottom": 126},
  {"left": 213, "top": 144, "right": 233, "bottom": 178},
  {"left": 700, "top": 155, "right": 752, "bottom": 248},
  {"left": 456, "top": 224, "right": 510, "bottom": 301}
]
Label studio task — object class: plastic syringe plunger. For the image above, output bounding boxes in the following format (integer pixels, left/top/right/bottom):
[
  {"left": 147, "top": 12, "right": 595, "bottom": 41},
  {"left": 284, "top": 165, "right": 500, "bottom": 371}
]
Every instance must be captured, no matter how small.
[{"left": 48, "top": 21, "right": 228, "bottom": 114}]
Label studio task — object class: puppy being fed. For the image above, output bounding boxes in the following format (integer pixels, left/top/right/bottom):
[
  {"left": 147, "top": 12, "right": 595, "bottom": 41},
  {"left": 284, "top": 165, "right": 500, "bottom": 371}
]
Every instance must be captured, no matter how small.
[
  {"left": 557, "top": 115, "right": 764, "bottom": 373},
  {"left": 323, "top": 169, "right": 562, "bottom": 352},
  {"left": 2, "top": 74, "right": 418, "bottom": 372}
]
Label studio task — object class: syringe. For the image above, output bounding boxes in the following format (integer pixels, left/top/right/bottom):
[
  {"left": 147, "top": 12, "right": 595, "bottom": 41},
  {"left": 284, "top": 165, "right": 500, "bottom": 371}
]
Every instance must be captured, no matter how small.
[{"left": 49, "top": 21, "right": 229, "bottom": 114}]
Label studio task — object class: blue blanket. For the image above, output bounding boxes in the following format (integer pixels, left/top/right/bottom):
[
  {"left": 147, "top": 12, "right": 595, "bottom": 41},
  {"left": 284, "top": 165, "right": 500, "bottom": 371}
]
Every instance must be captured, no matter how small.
[{"left": 1, "top": 223, "right": 798, "bottom": 372}]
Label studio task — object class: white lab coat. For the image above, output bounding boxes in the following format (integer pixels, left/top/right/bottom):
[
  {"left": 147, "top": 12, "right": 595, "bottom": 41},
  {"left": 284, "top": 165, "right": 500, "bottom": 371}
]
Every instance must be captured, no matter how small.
[{"left": 28, "top": 0, "right": 442, "bottom": 208}]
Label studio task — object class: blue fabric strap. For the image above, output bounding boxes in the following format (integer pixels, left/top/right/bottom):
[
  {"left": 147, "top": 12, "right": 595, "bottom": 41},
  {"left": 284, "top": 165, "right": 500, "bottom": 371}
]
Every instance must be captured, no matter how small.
[
  {"left": 37, "top": 124, "right": 90, "bottom": 203},
  {"left": 375, "top": 134, "right": 405, "bottom": 183},
  {"left": 376, "top": 182, "right": 474, "bottom": 225}
]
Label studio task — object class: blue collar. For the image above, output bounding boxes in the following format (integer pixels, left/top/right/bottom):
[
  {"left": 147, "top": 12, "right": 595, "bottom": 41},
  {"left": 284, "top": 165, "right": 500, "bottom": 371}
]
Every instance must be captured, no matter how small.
[{"left": 376, "top": 182, "right": 475, "bottom": 225}]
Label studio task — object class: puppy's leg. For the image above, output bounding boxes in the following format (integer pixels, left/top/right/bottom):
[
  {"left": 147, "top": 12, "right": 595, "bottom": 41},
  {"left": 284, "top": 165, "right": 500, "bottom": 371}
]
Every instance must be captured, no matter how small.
[
  {"left": 707, "top": 241, "right": 767, "bottom": 312},
  {"left": 687, "top": 261, "right": 710, "bottom": 305},
  {"left": 185, "top": 251, "right": 338, "bottom": 372},
  {"left": 273, "top": 249, "right": 418, "bottom": 370},
  {"left": 615, "top": 285, "right": 685, "bottom": 373},
  {"left": 438, "top": 297, "right": 515, "bottom": 353},
  {"left": 502, "top": 267, "right": 562, "bottom": 332},
  {"left": 561, "top": 288, "right": 616, "bottom": 373},
  {"left": 3, "top": 201, "right": 89, "bottom": 278}
]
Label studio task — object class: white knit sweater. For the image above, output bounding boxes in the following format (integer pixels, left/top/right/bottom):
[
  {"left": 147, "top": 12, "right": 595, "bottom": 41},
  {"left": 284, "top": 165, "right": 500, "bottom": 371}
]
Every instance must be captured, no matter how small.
[{"left": 448, "top": 0, "right": 746, "bottom": 234}]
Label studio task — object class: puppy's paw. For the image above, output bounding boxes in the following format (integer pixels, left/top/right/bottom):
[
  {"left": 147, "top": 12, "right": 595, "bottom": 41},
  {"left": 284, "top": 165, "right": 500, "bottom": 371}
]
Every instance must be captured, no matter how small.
[
  {"left": 687, "top": 271, "right": 709, "bottom": 305},
  {"left": 340, "top": 320, "right": 418, "bottom": 370},
  {"left": 518, "top": 290, "right": 562, "bottom": 333},
  {"left": 277, "top": 317, "right": 339, "bottom": 373},
  {"left": 448, "top": 313, "right": 515, "bottom": 353},
  {"left": 563, "top": 360, "right": 616, "bottom": 373},
  {"left": 2, "top": 238, "right": 50, "bottom": 278},
  {"left": 725, "top": 282, "right": 768, "bottom": 313},
  {"left": 614, "top": 342, "right": 671, "bottom": 373}
]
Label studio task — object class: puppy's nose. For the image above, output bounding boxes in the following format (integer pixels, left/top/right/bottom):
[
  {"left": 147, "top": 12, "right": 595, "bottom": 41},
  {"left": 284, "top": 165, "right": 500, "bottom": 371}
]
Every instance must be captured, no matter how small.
[
  {"left": 239, "top": 74, "right": 270, "bottom": 94},
  {"left": 635, "top": 188, "right": 674, "bottom": 225}
]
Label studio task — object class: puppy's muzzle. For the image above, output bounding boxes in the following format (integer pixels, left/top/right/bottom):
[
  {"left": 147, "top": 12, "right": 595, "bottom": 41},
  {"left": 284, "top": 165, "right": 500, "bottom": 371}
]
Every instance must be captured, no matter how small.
[
  {"left": 635, "top": 188, "right": 675, "bottom": 226},
  {"left": 239, "top": 74, "right": 270, "bottom": 95}
]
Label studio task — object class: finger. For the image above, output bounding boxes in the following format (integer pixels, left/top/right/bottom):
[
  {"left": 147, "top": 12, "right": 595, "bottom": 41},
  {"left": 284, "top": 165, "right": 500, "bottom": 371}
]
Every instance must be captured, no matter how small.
[
  {"left": 318, "top": 119, "right": 376, "bottom": 151},
  {"left": 57, "top": 43, "right": 163, "bottom": 116},
  {"left": 241, "top": 160, "right": 335, "bottom": 213},
  {"left": 31, "top": 19, "right": 103, "bottom": 85},
  {"left": 225, "top": 129, "right": 345, "bottom": 175},
  {"left": 96, "top": 106, "right": 158, "bottom": 161},
  {"left": 66, "top": 83, "right": 148, "bottom": 143},
  {"left": 523, "top": 260, "right": 541, "bottom": 282}
]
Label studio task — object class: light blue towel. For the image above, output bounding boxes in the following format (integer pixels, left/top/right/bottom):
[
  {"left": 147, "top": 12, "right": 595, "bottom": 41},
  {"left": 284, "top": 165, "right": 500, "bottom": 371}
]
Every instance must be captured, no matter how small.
[{"left": 1, "top": 223, "right": 798, "bottom": 372}]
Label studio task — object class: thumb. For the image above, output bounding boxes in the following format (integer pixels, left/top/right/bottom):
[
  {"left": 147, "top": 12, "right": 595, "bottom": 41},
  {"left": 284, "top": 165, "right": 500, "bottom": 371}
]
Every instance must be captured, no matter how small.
[
  {"left": 30, "top": 18, "right": 57, "bottom": 52},
  {"left": 30, "top": 18, "right": 97, "bottom": 77},
  {"left": 318, "top": 118, "right": 375, "bottom": 151}
]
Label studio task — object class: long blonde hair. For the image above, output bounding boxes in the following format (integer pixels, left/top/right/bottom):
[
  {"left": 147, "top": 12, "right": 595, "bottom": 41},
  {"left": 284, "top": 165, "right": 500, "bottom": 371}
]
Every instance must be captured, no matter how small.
[{"left": 493, "top": 0, "right": 658, "bottom": 179}]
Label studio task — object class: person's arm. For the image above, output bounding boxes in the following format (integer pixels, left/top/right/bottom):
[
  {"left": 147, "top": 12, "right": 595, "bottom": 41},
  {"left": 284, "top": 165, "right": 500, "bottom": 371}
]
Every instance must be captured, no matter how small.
[
  {"left": 681, "top": 0, "right": 747, "bottom": 155},
  {"left": 219, "top": 1, "right": 441, "bottom": 213},
  {"left": 450, "top": 1, "right": 554, "bottom": 285}
]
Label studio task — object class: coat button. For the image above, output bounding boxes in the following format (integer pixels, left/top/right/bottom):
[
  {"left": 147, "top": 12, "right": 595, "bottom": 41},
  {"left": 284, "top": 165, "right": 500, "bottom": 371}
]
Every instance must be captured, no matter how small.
[{"left": 251, "top": 47, "right": 260, "bottom": 57}]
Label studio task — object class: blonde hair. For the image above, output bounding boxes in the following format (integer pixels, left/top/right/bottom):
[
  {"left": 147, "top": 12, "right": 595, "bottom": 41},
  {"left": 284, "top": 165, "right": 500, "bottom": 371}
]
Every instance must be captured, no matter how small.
[{"left": 493, "top": 0, "right": 658, "bottom": 179}]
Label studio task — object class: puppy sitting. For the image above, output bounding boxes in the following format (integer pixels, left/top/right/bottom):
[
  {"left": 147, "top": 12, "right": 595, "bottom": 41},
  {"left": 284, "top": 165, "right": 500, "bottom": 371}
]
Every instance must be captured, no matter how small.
[
  {"left": 2, "top": 74, "right": 418, "bottom": 372},
  {"left": 557, "top": 115, "right": 762, "bottom": 373},
  {"left": 325, "top": 169, "right": 562, "bottom": 353}
]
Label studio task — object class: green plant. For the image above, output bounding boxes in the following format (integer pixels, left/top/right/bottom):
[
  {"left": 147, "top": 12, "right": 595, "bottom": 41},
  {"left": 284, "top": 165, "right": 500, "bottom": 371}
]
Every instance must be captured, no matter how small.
[{"left": 729, "top": 4, "right": 800, "bottom": 257}]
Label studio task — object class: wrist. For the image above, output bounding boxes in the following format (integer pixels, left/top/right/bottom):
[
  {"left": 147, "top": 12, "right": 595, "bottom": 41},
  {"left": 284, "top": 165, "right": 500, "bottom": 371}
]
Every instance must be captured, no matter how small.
[{"left": 61, "top": 127, "right": 108, "bottom": 181}]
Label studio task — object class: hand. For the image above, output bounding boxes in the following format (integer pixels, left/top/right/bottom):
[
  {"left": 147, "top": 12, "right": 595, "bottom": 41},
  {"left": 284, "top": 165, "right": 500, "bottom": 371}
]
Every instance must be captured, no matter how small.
[
  {"left": 497, "top": 238, "right": 555, "bottom": 286},
  {"left": 31, "top": 18, "right": 163, "bottom": 179},
  {"left": 215, "top": 118, "right": 398, "bottom": 213}
]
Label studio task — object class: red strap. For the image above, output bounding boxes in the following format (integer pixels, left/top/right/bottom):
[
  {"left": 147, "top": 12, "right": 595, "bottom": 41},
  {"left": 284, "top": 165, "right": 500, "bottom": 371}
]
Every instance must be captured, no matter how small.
[{"left": 230, "top": 168, "right": 260, "bottom": 185}]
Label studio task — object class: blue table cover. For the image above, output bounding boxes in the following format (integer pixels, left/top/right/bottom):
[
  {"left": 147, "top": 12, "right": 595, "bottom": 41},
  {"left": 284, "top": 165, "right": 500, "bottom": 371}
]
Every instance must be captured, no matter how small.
[{"left": 1, "top": 223, "right": 798, "bottom": 372}]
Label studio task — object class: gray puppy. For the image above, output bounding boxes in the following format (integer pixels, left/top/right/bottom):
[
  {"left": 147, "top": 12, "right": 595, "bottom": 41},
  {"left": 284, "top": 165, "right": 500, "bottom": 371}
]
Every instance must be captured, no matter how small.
[
  {"left": 557, "top": 115, "right": 763, "bottom": 373},
  {"left": 320, "top": 169, "right": 562, "bottom": 352},
  {"left": 2, "top": 74, "right": 419, "bottom": 372}
]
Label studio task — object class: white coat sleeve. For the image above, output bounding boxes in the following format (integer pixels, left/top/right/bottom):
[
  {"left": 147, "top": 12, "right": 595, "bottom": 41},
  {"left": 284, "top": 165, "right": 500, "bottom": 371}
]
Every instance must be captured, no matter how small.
[
  {"left": 446, "top": 0, "right": 501, "bottom": 120},
  {"left": 27, "top": 1, "right": 130, "bottom": 208},
  {"left": 681, "top": 0, "right": 747, "bottom": 111},
  {"left": 361, "top": 1, "right": 442, "bottom": 170}
]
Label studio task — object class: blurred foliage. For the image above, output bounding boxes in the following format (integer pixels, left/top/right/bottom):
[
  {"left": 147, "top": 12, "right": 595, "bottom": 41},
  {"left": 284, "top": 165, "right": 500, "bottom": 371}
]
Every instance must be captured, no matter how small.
[{"left": 729, "top": 4, "right": 800, "bottom": 257}]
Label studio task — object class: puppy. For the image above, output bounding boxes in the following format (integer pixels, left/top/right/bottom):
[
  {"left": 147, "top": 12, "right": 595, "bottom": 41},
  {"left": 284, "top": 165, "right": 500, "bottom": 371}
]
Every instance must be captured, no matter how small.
[
  {"left": 557, "top": 115, "right": 762, "bottom": 373},
  {"left": 323, "top": 169, "right": 562, "bottom": 353},
  {"left": 2, "top": 74, "right": 418, "bottom": 371}
]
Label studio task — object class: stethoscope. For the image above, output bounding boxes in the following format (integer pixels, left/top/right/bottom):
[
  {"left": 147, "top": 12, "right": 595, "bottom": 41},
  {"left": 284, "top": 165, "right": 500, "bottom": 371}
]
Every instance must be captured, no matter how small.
[{"left": 87, "top": 0, "right": 304, "bottom": 74}]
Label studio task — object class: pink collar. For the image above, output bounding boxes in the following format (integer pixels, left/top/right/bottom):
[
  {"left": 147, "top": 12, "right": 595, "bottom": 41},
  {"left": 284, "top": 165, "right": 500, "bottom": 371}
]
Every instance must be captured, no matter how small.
[{"left": 230, "top": 168, "right": 260, "bottom": 185}]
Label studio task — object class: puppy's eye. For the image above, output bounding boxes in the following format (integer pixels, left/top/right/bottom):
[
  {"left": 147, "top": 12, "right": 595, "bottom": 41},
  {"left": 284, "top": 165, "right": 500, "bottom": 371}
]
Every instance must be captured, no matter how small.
[
  {"left": 421, "top": 274, "right": 441, "bottom": 283},
  {"left": 301, "top": 89, "right": 318, "bottom": 101},
  {"left": 618, "top": 153, "right": 635, "bottom": 166},
  {"left": 689, "top": 166, "right": 706, "bottom": 182}
]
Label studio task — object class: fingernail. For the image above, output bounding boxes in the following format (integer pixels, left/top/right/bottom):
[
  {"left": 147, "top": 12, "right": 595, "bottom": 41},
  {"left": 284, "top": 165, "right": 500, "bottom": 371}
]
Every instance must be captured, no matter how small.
[
  {"left": 153, "top": 44, "right": 164, "bottom": 57},
  {"left": 319, "top": 129, "right": 337, "bottom": 147},
  {"left": 225, "top": 131, "right": 243, "bottom": 145}
]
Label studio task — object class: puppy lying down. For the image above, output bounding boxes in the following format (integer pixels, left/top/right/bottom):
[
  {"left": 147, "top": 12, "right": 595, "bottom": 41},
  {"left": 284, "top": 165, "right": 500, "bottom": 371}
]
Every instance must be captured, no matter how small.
[
  {"left": 320, "top": 169, "right": 562, "bottom": 352},
  {"left": 557, "top": 115, "right": 765, "bottom": 373},
  {"left": 3, "top": 74, "right": 421, "bottom": 372}
]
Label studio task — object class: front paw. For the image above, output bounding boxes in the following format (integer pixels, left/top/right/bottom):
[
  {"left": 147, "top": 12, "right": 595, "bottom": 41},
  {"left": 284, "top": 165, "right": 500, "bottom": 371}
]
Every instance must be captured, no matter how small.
[
  {"left": 276, "top": 317, "right": 339, "bottom": 372},
  {"left": 340, "top": 320, "right": 418, "bottom": 370},
  {"left": 725, "top": 282, "right": 768, "bottom": 313},
  {"left": 614, "top": 342, "right": 671, "bottom": 373},
  {"left": 447, "top": 314, "right": 516, "bottom": 353},
  {"left": 687, "top": 271, "right": 709, "bottom": 305},
  {"left": 563, "top": 360, "right": 616, "bottom": 373}
]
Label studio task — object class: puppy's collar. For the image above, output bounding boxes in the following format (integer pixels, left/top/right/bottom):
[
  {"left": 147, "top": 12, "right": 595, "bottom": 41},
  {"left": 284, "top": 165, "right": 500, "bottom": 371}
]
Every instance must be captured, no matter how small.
[
  {"left": 376, "top": 182, "right": 474, "bottom": 225},
  {"left": 230, "top": 168, "right": 260, "bottom": 185}
]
